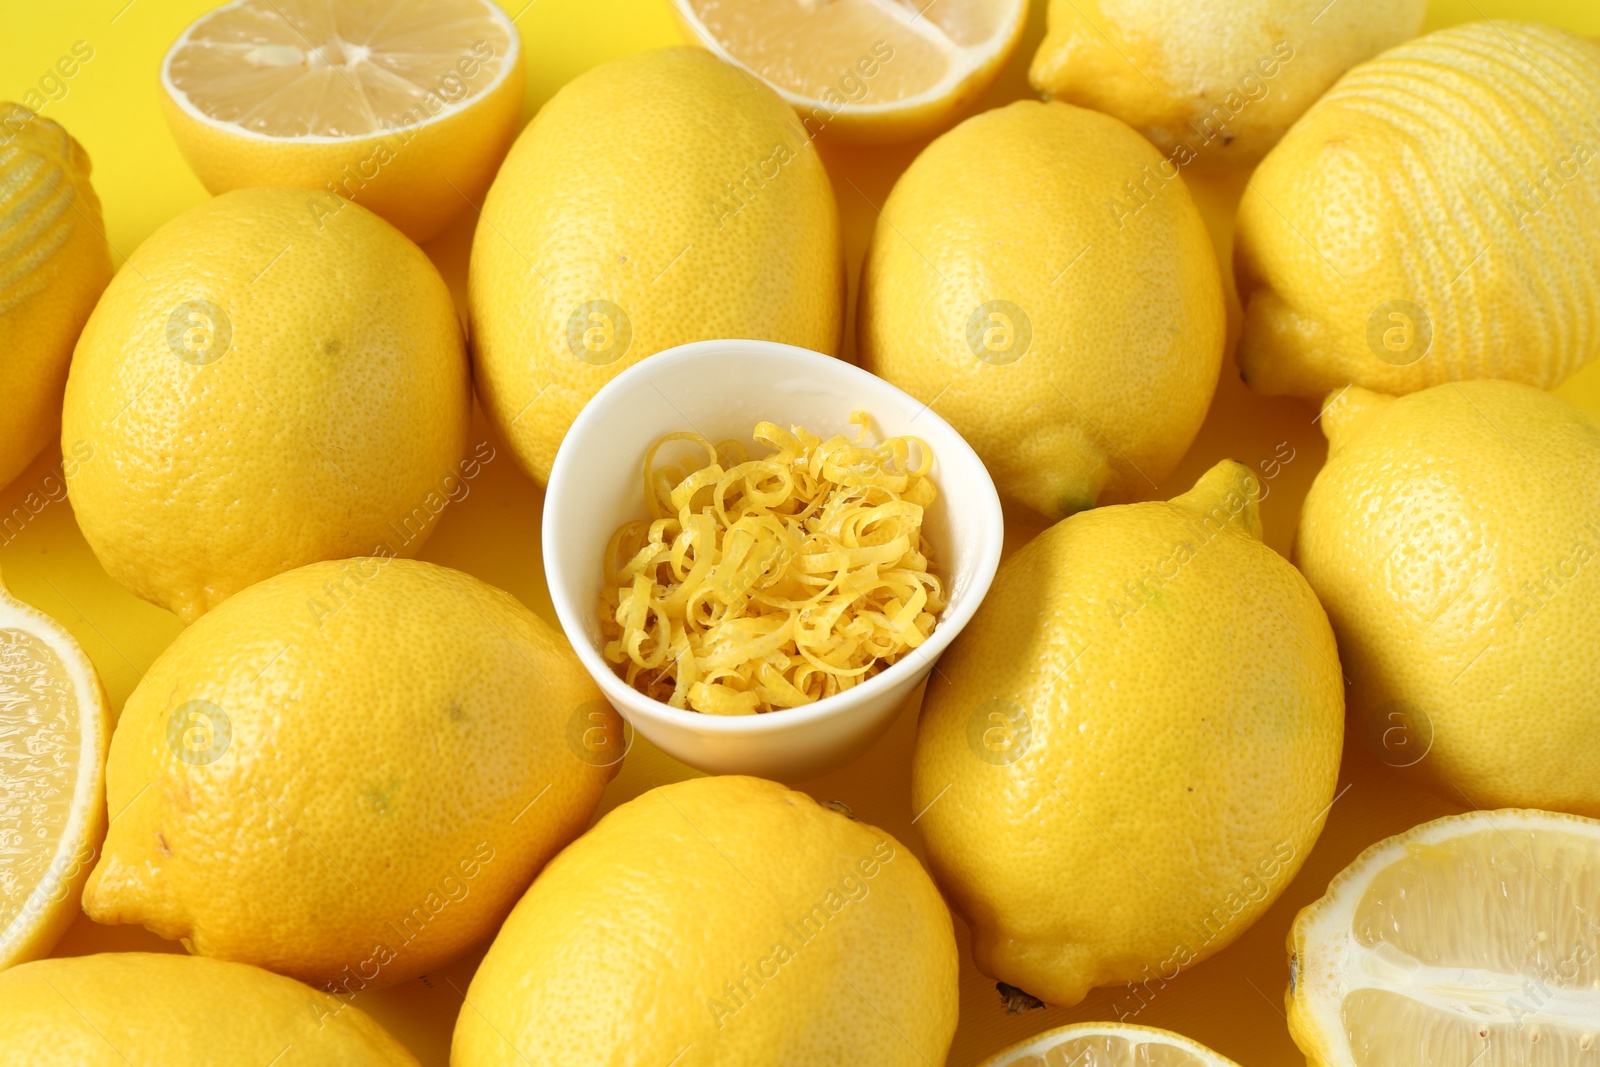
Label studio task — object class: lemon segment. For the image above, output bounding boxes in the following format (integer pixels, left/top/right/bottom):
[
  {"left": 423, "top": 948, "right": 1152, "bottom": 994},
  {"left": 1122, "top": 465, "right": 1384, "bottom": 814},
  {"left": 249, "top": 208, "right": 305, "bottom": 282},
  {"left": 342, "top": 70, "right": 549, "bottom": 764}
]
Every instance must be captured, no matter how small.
[
  {"left": 0, "top": 104, "right": 112, "bottom": 491},
  {"left": 1289, "top": 809, "right": 1600, "bottom": 1066},
  {"left": 0, "top": 573, "right": 109, "bottom": 972},
  {"left": 669, "top": 0, "right": 1027, "bottom": 142},
  {"left": 160, "top": 0, "right": 524, "bottom": 242},
  {"left": 978, "top": 1022, "right": 1242, "bottom": 1067}
]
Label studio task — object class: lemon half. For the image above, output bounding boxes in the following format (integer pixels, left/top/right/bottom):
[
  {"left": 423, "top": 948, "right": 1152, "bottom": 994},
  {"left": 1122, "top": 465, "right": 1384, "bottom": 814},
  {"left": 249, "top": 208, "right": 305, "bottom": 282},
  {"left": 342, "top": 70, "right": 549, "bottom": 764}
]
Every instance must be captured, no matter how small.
[
  {"left": 668, "top": 0, "right": 1027, "bottom": 142},
  {"left": 1290, "top": 808, "right": 1600, "bottom": 1064},
  {"left": 159, "top": 0, "right": 524, "bottom": 242},
  {"left": 979, "top": 1022, "right": 1241, "bottom": 1067},
  {"left": 0, "top": 572, "right": 109, "bottom": 971}
]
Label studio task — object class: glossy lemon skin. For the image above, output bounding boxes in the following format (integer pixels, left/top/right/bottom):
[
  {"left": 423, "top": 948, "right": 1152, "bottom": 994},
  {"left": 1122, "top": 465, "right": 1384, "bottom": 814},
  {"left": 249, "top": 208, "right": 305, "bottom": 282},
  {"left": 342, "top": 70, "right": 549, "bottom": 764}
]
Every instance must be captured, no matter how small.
[
  {"left": 0, "top": 952, "right": 420, "bottom": 1065},
  {"left": 452, "top": 776, "right": 958, "bottom": 1067},
  {"left": 470, "top": 47, "right": 844, "bottom": 487},
  {"left": 1296, "top": 381, "right": 1600, "bottom": 816},
  {"left": 83, "top": 558, "right": 617, "bottom": 991},
  {"left": 858, "top": 100, "right": 1225, "bottom": 521},
  {"left": 911, "top": 462, "right": 1344, "bottom": 1007},
  {"left": 61, "top": 187, "right": 470, "bottom": 622}
]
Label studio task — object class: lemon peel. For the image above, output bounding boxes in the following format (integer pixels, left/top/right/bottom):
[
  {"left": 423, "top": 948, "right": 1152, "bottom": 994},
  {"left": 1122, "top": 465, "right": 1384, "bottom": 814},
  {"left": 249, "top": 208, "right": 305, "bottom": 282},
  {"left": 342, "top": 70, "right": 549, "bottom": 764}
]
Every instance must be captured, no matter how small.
[{"left": 600, "top": 413, "right": 945, "bottom": 715}]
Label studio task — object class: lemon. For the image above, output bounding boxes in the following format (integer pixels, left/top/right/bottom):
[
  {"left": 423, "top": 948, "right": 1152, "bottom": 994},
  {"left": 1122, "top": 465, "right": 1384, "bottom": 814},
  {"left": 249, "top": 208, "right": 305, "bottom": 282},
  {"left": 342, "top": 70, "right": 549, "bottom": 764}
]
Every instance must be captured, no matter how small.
[
  {"left": 0, "top": 104, "right": 111, "bottom": 491},
  {"left": 452, "top": 776, "right": 958, "bottom": 1066},
  {"left": 159, "top": 0, "right": 523, "bottom": 243},
  {"left": 978, "top": 1022, "right": 1241, "bottom": 1067},
  {"left": 61, "top": 186, "right": 469, "bottom": 623},
  {"left": 82, "top": 558, "right": 618, "bottom": 991},
  {"left": 1029, "top": 0, "right": 1425, "bottom": 169},
  {"left": 0, "top": 952, "right": 419, "bottom": 1064},
  {"left": 1236, "top": 22, "right": 1600, "bottom": 399},
  {"left": 911, "top": 460, "right": 1344, "bottom": 1007},
  {"left": 470, "top": 47, "right": 844, "bottom": 487},
  {"left": 1289, "top": 808, "right": 1600, "bottom": 1064},
  {"left": 858, "top": 100, "right": 1224, "bottom": 521},
  {"left": 0, "top": 571, "right": 108, "bottom": 971},
  {"left": 668, "top": 0, "right": 1027, "bottom": 143},
  {"left": 1296, "top": 380, "right": 1600, "bottom": 817}
]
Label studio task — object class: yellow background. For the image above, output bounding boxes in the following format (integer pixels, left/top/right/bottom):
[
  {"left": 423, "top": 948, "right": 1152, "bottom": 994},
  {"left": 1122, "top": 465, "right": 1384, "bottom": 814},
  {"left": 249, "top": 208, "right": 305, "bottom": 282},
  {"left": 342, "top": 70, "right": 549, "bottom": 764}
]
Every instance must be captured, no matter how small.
[{"left": 4, "top": 1, "right": 1599, "bottom": 1063}]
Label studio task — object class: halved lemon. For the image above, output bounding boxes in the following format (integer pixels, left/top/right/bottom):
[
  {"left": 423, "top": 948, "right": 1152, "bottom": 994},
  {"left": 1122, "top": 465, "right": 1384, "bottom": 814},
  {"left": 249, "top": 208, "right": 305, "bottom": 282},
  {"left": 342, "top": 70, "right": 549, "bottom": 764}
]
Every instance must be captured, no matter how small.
[
  {"left": 159, "top": 0, "right": 524, "bottom": 243},
  {"left": 0, "top": 572, "right": 109, "bottom": 970},
  {"left": 668, "top": 0, "right": 1028, "bottom": 143},
  {"left": 1290, "top": 809, "right": 1600, "bottom": 1065},
  {"left": 978, "top": 1022, "right": 1241, "bottom": 1067}
]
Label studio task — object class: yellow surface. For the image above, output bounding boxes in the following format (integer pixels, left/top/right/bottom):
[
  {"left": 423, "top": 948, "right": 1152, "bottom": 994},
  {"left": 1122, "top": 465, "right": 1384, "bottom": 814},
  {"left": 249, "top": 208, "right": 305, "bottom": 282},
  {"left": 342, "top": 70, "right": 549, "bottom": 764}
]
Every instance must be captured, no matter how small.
[{"left": 1, "top": 1, "right": 1597, "bottom": 1064}]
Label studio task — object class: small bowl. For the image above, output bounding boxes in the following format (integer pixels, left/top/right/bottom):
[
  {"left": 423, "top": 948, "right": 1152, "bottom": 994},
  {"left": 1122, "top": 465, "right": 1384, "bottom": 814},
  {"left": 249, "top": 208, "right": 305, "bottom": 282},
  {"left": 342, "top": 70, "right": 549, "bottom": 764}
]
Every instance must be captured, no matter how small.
[{"left": 543, "top": 339, "right": 1003, "bottom": 780}]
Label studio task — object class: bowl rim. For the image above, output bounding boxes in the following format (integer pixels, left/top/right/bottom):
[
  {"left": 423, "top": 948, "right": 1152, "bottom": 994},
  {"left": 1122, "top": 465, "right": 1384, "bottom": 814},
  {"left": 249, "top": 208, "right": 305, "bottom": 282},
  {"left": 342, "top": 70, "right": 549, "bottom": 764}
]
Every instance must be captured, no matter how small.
[{"left": 542, "top": 338, "right": 1004, "bottom": 735}]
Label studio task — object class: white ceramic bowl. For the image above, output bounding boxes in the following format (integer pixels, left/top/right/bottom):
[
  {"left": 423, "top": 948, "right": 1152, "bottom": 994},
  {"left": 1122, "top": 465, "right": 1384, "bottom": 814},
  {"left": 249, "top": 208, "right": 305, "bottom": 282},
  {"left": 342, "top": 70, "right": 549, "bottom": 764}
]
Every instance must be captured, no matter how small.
[{"left": 543, "top": 339, "right": 1003, "bottom": 780}]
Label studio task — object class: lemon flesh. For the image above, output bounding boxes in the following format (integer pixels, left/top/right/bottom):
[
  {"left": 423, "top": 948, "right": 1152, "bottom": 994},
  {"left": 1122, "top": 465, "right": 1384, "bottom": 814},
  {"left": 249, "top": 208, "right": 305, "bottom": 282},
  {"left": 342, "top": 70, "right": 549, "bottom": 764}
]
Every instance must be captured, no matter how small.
[
  {"left": 1290, "top": 809, "right": 1600, "bottom": 1065},
  {"left": 160, "top": 0, "right": 524, "bottom": 242},
  {"left": 670, "top": 0, "right": 1027, "bottom": 142},
  {"left": 979, "top": 1022, "right": 1242, "bottom": 1067},
  {"left": 0, "top": 104, "right": 111, "bottom": 491},
  {"left": 0, "top": 575, "right": 108, "bottom": 971},
  {"left": 0, "top": 952, "right": 419, "bottom": 1064},
  {"left": 1236, "top": 22, "right": 1600, "bottom": 397}
]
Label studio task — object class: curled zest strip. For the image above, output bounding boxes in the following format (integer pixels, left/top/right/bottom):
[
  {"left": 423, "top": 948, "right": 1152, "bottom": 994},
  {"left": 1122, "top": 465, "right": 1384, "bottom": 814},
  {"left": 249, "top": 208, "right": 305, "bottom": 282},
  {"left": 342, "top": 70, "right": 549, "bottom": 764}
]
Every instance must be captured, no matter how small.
[{"left": 599, "top": 412, "right": 946, "bottom": 715}]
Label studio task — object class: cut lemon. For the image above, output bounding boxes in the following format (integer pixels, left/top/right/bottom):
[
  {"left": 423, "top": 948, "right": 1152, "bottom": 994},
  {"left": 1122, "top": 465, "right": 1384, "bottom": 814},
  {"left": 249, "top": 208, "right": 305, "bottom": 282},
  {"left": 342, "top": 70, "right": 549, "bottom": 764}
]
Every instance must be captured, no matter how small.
[
  {"left": 978, "top": 1022, "right": 1242, "bottom": 1067},
  {"left": 668, "top": 0, "right": 1027, "bottom": 143},
  {"left": 1290, "top": 809, "right": 1600, "bottom": 1065},
  {"left": 0, "top": 572, "right": 108, "bottom": 970},
  {"left": 159, "top": 0, "right": 524, "bottom": 243}
]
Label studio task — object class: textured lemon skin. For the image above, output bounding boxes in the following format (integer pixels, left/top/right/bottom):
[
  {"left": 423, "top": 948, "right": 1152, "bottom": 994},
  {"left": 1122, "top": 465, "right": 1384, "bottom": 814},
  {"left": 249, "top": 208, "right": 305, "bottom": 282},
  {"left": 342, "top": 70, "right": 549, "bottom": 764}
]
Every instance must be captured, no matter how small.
[
  {"left": 1030, "top": 0, "right": 1425, "bottom": 169},
  {"left": 911, "top": 462, "right": 1344, "bottom": 1007},
  {"left": 0, "top": 105, "right": 112, "bottom": 491},
  {"left": 160, "top": 48, "right": 524, "bottom": 244},
  {"left": 83, "top": 558, "right": 616, "bottom": 991},
  {"left": 62, "top": 187, "right": 469, "bottom": 622},
  {"left": 452, "top": 776, "right": 958, "bottom": 1067},
  {"left": 0, "top": 572, "right": 109, "bottom": 971},
  {"left": 1296, "top": 381, "right": 1600, "bottom": 817},
  {"left": 470, "top": 47, "right": 844, "bottom": 486},
  {"left": 1236, "top": 22, "right": 1600, "bottom": 398},
  {"left": 858, "top": 100, "right": 1224, "bottom": 521},
  {"left": 0, "top": 953, "right": 419, "bottom": 1065}
]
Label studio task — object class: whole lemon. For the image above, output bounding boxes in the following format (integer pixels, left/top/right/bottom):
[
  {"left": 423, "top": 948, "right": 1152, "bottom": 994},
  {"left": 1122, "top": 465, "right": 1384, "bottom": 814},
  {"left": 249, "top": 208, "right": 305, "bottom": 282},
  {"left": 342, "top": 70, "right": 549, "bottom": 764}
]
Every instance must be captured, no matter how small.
[
  {"left": 1236, "top": 22, "right": 1600, "bottom": 398},
  {"left": 0, "top": 104, "right": 111, "bottom": 490},
  {"left": 1030, "top": 0, "right": 1425, "bottom": 169},
  {"left": 911, "top": 461, "right": 1344, "bottom": 1007},
  {"left": 0, "top": 952, "right": 418, "bottom": 1065},
  {"left": 62, "top": 187, "right": 470, "bottom": 622},
  {"left": 470, "top": 47, "right": 844, "bottom": 486},
  {"left": 83, "top": 558, "right": 619, "bottom": 991},
  {"left": 858, "top": 100, "right": 1224, "bottom": 521},
  {"left": 1296, "top": 380, "right": 1600, "bottom": 816},
  {"left": 452, "top": 776, "right": 958, "bottom": 1066}
]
